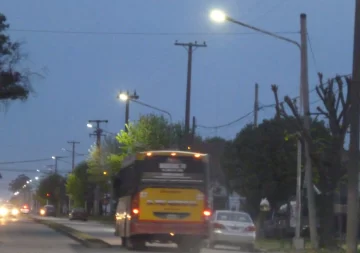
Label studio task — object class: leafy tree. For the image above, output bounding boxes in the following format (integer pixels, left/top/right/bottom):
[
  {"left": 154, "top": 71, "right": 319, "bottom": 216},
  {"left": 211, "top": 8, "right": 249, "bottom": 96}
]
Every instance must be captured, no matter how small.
[
  {"left": 36, "top": 174, "right": 66, "bottom": 214},
  {"left": 272, "top": 73, "right": 351, "bottom": 247},
  {"left": 0, "top": 14, "right": 34, "bottom": 106},
  {"left": 114, "top": 113, "right": 186, "bottom": 157},
  {"left": 223, "top": 117, "right": 330, "bottom": 219},
  {"left": 66, "top": 161, "right": 89, "bottom": 207},
  {"left": 8, "top": 174, "right": 30, "bottom": 192}
]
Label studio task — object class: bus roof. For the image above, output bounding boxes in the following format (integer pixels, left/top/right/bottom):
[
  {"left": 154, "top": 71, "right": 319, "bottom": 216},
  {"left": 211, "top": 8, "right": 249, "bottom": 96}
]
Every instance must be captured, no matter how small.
[
  {"left": 120, "top": 150, "right": 208, "bottom": 168},
  {"left": 138, "top": 150, "right": 208, "bottom": 157}
]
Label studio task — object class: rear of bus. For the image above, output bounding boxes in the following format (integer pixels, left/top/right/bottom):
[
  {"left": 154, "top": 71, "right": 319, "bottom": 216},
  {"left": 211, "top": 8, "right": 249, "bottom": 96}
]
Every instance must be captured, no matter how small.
[{"left": 130, "top": 151, "right": 211, "bottom": 247}]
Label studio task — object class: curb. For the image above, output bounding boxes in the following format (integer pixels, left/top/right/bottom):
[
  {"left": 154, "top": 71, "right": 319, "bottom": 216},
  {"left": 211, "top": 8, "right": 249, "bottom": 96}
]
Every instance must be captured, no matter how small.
[{"left": 31, "top": 216, "right": 112, "bottom": 248}]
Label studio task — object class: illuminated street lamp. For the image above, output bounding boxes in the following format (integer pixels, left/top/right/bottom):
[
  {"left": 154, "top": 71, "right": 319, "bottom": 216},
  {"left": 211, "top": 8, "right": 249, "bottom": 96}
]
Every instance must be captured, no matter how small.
[
  {"left": 209, "top": 9, "right": 309, "bottom": 249},
  {"left": 209, "top": 9, "right": 227, "bottom": 22},
  {"left": 118, "top": 93, "right": 129, "bottom": 101},
  {"left": 117, "top": 91, "right": 139, "bottom": 132},
  {"left": 87, "top": 123, "right": 93, "bottom": 128}
]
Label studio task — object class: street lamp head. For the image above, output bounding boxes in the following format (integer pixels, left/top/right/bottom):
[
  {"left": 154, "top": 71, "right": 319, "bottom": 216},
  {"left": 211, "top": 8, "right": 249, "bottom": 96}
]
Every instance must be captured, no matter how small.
[
  {"left": 51, "top": 156, "right": 56, "bottom": 160},
  {"left": 87, "top": 123, "right": 93, "bottom": 128},
  {"left": 210, "top": 9, "right": 227, "bottom": 23},
  {"left": 118, "top": 93, "right": 129, "bottom": 101}
]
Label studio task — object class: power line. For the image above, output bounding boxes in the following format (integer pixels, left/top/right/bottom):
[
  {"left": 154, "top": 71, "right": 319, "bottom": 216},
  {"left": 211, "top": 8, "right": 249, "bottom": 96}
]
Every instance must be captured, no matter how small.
[
  {"left": 0, "top": 158, "right": 52, "bottom": 165},
  {"left": 8, "top": 28, "right": 298, "bottom": 36},
  {"left": 198, "top": 74, "right": 351, "bottom": 129},
  {"left": 0, "top": 168, "right": 69, "bottom": 173},
  {"left": 198, "top": 111, "right": 254, "bottom": 129}
]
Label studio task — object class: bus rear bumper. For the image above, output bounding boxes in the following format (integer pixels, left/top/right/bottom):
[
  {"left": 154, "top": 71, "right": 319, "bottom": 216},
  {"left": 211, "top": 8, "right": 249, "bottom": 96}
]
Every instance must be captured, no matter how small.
[{"left": 130, "top": 221, "right": 209, "bottom": 237}]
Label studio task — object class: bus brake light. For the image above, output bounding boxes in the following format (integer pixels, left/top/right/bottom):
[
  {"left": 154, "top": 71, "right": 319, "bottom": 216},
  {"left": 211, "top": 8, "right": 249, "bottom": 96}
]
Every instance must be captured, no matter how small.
[
  {"left": 203, "top": 210, "right": 211, "bottom": 216},
  {"left": 132, "top": 208, "right": 139, "bottom": 214}
]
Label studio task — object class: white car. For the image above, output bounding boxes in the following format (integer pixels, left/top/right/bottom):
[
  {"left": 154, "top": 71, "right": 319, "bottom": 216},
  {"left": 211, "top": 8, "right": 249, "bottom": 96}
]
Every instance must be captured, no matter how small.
[{"left": 209, "top": 210, "right": 256, "bottom": 251}]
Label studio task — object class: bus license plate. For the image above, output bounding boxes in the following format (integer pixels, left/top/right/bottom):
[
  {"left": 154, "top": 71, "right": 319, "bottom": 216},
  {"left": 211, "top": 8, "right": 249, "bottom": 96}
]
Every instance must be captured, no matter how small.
[{"left": 167, "top": 214, "right": 178, "bottom": 219}]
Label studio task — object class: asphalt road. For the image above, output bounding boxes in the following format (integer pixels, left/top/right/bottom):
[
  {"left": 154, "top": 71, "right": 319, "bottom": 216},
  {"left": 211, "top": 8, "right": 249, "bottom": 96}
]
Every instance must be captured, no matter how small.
[
  {"left": 0, "top": 215, "right": 83, "bottom": 253},
  {"left": 33, "top": 216, "right": 253, "bottom": 253}
]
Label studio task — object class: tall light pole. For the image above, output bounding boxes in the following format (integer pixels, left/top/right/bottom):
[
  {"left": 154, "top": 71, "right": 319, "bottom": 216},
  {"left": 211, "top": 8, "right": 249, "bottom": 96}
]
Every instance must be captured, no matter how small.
[
  {"left": 117, "top": 91, "right": 139, "bottom": 132},
  {"left": 118, "top": 92, "right": 174, "bottom": 147},
  {"left": 346, "top": 1, "right": 360, "bottom": 252},
  {"left": 210, "top": 10, "right": 317, "bottom": 249},
  {"left": 51, "top": 156, "right": 66, "bottom": 174}
]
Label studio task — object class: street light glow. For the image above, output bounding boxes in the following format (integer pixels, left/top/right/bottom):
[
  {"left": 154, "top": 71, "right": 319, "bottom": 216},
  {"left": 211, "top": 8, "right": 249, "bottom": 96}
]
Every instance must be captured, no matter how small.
[
  {"left": 35, "top": 177, "right": 39, "bottom": 180},
  {"left": 210, "top": 9, "right": 227, "bottom": 23},
  {"left": 118, "top": 93, "right": 128, "bottom": 101},
  {"left": 87, "top": 123, "right": 93, "bottom": 128},
  {"left": 52, "top": 156, "right": 56, "bottom": 160}
]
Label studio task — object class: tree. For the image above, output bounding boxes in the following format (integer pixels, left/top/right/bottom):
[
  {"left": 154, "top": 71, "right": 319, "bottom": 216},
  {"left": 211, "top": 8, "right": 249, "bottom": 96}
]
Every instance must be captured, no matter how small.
[
  {"left": 0, "top": 13, "right": 34, "bottom": 107},
  {"left": 271, "top": 73, "right": 351, "bottom": 248},
  {"left": 66, "top": 161, "right": 89, "bottom": 207},
  {"left": 8, "top": 174, "right": 30, "bottom": 192},
  {"left": 37, "top": 174, "right": 66, "bottom": 214},
  {"left": 111, "top": 114, "right": 186, "bottom": 160},
  {"left": 222, "top": 117, "right": 330, "bottom": 219}
]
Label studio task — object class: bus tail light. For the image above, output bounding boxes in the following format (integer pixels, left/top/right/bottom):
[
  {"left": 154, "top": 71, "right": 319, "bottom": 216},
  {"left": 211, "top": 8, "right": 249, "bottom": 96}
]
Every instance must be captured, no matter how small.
[
  {"left": 203, "top": 195, "right": 212, "bottom": 220},
  {"left": 131, "top": 193, "right": 140, "bottom": 217}
]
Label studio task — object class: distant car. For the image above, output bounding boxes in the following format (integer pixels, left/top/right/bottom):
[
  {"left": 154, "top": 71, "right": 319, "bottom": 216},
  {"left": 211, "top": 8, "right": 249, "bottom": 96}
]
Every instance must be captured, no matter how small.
[
  {"left": 69, "top": 207, "right": 88, "bottom": 221},
  {"left": 39, "top": 205, "right": 56, "bottom": 217},
  {"left": 209, "top": 210, "right": 256, "bottom": 252},
  {"left": 20, "top": 204, "right": 30, "bottom": 214},
  {"left": 0, "top": 204, "right": 20, "bottom": 218}
]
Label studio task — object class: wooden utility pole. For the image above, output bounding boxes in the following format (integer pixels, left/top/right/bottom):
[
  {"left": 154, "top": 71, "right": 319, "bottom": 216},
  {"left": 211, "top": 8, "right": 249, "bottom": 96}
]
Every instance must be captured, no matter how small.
[
  {"left": 346, "top": 1, "right": 360, "bottom": 252},
  {"left": 88, "top": 119, "right": 108, "bottom": 216},
  {"left": 174, "top": 41, "right": 207, "bottom": 148},
  {"left": 67, "top": 141, "right": 80, "bottom": 172},
  {"left": 300, "top": 13, "right": 318, "bottom": 248},
  {"left": 254, "top": 83, "right": 259, "bottom": 127}
]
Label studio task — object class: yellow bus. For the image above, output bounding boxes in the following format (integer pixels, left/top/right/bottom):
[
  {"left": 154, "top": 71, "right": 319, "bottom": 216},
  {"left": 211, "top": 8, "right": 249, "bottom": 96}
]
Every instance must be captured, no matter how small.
[{"left": 114, "top": 150, "right": 211, "bottom": 252}]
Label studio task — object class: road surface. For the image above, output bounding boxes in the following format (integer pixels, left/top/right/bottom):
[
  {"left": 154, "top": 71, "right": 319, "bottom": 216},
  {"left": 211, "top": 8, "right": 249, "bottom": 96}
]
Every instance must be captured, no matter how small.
[
  {"left": 0, "top": 215, "right": 84, "bottom": 253},
  {"left": 32, "top": 216, "right": 253, "bottom": 252}
]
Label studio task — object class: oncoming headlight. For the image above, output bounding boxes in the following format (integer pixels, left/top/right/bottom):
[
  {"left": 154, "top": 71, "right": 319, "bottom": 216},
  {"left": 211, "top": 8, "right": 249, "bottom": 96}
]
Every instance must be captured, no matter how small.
[
  {"left": 40, "top": 209, "right": 45, "bottom": 215},
  {"left": 0, "top": 208, "right": 8, "bottom": 215},
  {"left": 12, "top": 208, "right": 19, "bottom": 215}
]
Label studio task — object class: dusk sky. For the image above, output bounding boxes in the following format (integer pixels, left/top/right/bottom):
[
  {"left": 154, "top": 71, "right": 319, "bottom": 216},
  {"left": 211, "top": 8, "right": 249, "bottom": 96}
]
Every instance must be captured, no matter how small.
[{"left": 0, "top": 0, "right": 355, "bottom": 198}]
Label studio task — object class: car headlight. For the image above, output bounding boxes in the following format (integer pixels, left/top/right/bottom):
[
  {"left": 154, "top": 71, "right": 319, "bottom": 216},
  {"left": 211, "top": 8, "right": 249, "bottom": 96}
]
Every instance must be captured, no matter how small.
[
  {"left": 0, "top": 208, "right": 8, "bottom": 215},
  {"left": 11, "top": 209, "right": 19, "bottom": 215},
  {"left": 40, "top": 209, "right": 45, "bottom": 215}
]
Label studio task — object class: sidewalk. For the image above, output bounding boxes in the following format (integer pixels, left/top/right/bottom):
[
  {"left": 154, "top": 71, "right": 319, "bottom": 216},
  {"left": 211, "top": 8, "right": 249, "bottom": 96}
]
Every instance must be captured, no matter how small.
[
  {"left": 31, "top": 215, "right": 122, "bottom": 246},
  {"left": 31, "top": 215, "right": 178, "bottom": 248}
]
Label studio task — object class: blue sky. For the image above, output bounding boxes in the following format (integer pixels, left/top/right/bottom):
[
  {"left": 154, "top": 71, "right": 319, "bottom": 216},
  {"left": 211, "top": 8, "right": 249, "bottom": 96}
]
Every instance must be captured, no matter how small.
[{"left": 0, "top": 0, "right": 355, "bottom": 198}]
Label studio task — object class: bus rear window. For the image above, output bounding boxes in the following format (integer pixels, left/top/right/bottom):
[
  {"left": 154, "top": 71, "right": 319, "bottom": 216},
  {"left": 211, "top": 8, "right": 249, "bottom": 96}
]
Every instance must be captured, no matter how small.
[{"left": 139, "top": 155, "right": 206, "bottom": 184}]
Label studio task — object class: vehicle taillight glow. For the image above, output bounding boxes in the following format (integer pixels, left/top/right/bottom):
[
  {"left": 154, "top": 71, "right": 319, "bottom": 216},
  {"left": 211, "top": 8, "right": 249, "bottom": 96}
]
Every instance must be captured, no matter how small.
[
  {"left": 213, "top": 223, "right": 225, "bottom": 229},
  {"left": 203, "top": 210, "right": 211, "bottom": 216},
  {"left": 244, "top": 225, "right": 256, "bottom": 232},
  {"left": 131, "top": 193, "right": 140, "bottom": 216}
]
